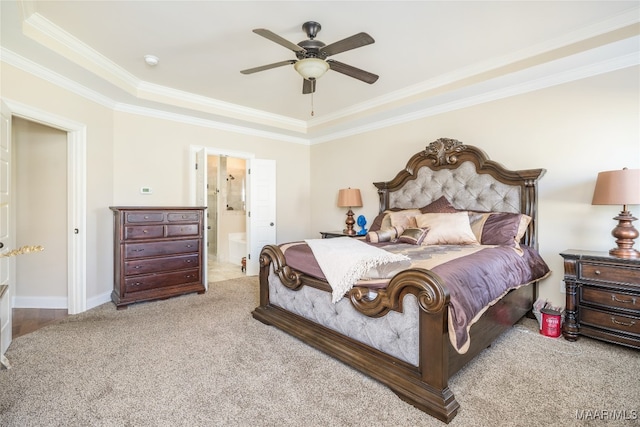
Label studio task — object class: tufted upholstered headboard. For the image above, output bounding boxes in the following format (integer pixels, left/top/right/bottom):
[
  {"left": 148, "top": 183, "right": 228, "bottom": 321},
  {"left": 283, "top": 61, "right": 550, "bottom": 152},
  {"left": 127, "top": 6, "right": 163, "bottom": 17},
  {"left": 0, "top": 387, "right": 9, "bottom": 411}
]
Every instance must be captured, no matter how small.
[{"left": 373, "top": 138, "right": 546, "bottom": 248}]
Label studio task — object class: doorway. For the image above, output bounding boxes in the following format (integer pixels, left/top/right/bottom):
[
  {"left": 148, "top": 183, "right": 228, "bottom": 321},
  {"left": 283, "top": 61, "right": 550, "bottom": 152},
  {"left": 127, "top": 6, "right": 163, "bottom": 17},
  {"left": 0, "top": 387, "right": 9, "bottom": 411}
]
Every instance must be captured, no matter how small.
[
  {"left": 2, "top": 99, "right": 87, "bottom": 316},
  {"left": 192, "top": 146, "right": 275, "bottom": 277},
  {"left": 12, "top": 118, "right": 67, "bottom": 307},
  {"left": 206, "top": 154, "right": 247, "bottom": 282}
]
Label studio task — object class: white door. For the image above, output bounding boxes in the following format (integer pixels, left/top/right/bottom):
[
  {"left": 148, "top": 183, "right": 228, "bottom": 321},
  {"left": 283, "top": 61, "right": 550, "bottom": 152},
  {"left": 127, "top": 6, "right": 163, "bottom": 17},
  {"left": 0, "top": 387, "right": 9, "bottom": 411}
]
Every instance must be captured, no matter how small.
[
  {"left": 195, "top": 148, "right": 208, "bottom": 290},
  {"left": 246, "top": 159, "right": 276, "bottom": 276},
  {"left": 0, "top": 101, "right": 13, "bottom": 365}
]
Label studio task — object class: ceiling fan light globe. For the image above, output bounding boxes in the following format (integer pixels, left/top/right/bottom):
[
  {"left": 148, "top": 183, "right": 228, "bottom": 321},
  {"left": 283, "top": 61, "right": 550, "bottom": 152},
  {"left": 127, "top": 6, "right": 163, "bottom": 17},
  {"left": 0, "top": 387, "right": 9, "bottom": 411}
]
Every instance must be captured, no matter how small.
[{"left": 294, "top": 58, "right": 329, "bottom": 80}]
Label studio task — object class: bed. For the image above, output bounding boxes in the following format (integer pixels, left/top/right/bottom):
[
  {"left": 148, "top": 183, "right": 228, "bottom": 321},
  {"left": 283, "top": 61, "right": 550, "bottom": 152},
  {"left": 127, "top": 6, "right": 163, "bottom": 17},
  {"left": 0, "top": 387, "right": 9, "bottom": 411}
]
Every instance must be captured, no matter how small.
[{"left": 252, "top": 138, "right": 549, "bottom": 423}]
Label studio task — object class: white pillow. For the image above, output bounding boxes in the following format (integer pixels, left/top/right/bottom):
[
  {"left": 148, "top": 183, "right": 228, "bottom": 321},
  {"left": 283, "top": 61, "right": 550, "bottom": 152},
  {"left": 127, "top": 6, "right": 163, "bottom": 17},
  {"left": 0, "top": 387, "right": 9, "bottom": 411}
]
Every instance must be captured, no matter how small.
[{"left": 415, "top": 212, "right": 479, "bottom": 245}]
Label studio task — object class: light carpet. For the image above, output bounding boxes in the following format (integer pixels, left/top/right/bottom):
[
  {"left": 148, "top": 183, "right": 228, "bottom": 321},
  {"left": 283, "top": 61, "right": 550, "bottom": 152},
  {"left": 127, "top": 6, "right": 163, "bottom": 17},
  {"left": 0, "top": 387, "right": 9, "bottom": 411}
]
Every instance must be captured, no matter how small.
[{"left": 1, "top": 277, "right": 638, "bottom": 426}]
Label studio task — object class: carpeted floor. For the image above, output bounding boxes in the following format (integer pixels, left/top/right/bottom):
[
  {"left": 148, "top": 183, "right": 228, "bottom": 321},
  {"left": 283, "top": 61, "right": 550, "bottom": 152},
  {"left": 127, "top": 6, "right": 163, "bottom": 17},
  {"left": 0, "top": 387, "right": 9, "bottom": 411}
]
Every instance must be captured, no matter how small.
[{"left": 0, "top": 276, "right": 638, "bottom": 426}]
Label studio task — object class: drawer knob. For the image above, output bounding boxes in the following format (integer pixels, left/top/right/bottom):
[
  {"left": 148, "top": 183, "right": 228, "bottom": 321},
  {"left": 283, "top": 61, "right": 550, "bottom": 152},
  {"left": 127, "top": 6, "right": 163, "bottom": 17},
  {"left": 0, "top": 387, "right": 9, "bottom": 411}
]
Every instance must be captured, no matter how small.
[
  {"left": 143, "top": 229, "right": 148, "bottom": 233},
  {"left": 594, "top": 270, "right": 601, "bottom": 275},
  {"left": 132, "top": 249, "right": 145, "bottom": 252},
  {"left": 610, "top": 316, "right": 636, "bottom": 328},
  {"left": 611, "top": 295, "right": 637, "bottom": 305}
]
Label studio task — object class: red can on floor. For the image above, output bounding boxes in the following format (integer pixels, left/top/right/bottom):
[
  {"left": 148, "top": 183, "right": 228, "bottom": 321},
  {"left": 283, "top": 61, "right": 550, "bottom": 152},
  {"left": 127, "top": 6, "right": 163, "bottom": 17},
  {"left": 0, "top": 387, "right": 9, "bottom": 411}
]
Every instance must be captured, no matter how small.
[{"left": 540, "top": 308, "right": 562, "bottom": 338}]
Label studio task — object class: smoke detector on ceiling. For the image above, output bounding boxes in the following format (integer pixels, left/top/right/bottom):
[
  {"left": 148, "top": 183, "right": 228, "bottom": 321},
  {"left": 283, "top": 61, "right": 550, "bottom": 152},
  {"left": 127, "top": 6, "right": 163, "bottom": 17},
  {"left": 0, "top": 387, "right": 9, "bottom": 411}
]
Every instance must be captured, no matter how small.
[{"left": 144, "top": 55, "right": 159, "bottom": 66}]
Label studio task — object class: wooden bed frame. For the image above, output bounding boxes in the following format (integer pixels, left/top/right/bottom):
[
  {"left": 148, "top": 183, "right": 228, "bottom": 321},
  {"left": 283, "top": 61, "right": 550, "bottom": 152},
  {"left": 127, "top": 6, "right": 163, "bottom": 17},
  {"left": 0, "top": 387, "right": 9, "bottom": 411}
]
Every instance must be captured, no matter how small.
[{"left": 252, "top": 138, "right": 545, "bottom": 423}]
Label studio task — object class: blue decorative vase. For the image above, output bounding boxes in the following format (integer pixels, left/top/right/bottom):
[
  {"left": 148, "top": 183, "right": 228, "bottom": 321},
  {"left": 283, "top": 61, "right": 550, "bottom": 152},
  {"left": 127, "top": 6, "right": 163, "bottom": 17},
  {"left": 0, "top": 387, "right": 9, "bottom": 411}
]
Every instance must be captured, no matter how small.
[{"left": 356, "top": 215, "right": 367, "bottom": 235}]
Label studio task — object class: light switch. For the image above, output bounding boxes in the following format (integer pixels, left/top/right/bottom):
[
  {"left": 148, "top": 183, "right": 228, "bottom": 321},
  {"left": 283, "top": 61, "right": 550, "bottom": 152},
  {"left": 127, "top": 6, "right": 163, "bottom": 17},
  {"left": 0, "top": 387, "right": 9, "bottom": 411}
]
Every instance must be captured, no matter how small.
[{"left": 140, "top": 187, "right": 152, "bottom": 195}]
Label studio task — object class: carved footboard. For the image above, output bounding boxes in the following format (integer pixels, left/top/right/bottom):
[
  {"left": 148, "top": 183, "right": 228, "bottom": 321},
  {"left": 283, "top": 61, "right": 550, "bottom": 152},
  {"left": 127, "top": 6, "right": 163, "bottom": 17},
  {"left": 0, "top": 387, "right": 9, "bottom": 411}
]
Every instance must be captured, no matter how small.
[{"left": 252, "top": 244, "right": 461, "bottom": 423}]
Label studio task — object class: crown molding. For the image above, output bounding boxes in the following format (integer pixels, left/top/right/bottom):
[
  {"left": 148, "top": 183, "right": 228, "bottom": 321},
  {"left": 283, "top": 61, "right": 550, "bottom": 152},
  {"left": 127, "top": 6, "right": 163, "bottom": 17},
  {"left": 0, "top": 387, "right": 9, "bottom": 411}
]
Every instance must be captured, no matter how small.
[
  {"left": 308, "top": 48, "right": 640, "bottom": 145},
  {"left": 22, "top": 13, "right": 140, "bottom": 94},
  {"left": 3, "top": 37, "right": 638, "bottom": 147},
  {"left": 136, "top": 81, "right": 307, "bottom": 134},
  {"left": 21, "top": 12, "right": 309, "bottom": 133},
  {"left": 113, "top": 102, "right": 310, "bottom": 145},
  {"left": 1, "top": 47, "right": 308, "bottom": 144},
  {"left": 308, "top": 6, "right": 640, "bottom": 130},
  {"left": 0, "top": 47, "right": 117, "bottom": 109},
  {"left": 16, "top": 5, "right": 639, "bottom": 138}
]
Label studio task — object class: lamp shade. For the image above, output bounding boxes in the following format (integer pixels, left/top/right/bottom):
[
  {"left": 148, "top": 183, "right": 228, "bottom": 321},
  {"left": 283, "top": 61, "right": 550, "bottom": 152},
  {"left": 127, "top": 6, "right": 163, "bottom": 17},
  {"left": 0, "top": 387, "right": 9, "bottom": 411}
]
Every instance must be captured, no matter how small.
[
  {"left": 294, "top": 58, "right": 329, "bottom": 80},
  {"left": 592, "top": 168, "right": 640, "bottom": 205},
  {"left": 337, "top": 188, "right": 362, "bottom": 208}
]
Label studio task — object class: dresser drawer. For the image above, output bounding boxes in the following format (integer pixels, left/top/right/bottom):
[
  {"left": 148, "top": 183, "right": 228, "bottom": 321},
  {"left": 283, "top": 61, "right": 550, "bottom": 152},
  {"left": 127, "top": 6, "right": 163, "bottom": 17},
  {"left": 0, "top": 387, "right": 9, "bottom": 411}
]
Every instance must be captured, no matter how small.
[
  {"left": 167, "top": 212, "right": 200, "bottom": 222},
  {"left": 125, "top": 212, "right": 164, "bottom": 223},
  {"left": 166, "top": 224, "right": 199, "bottom": 237},
  {"left": 124, "top": 268, "right": 201, "bottom": 293},
  {"left": 581, "top": 286, "right": 639, "bottom": 313},
  {"left": 124, "top": 254, "right": 199, "bottom": 276},
  {"left": 580, "top": 307, "right": 640, "bottom": 336},
  {"left": 580, "top": 262, "right": 640, "bottom": 285},
  {"left": 124, "top": 225, "right": 164, "bottom": 240},
  {"left": 124, "top": 239, "right": 199, "bottom": 259}
]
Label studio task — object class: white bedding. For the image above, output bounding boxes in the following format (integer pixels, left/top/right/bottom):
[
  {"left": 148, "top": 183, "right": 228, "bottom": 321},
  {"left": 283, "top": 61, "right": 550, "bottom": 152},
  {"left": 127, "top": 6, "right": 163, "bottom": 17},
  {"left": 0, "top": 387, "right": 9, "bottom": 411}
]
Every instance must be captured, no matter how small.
[{"left": 304, "top": 237, "right": 410, "bottom": 303}]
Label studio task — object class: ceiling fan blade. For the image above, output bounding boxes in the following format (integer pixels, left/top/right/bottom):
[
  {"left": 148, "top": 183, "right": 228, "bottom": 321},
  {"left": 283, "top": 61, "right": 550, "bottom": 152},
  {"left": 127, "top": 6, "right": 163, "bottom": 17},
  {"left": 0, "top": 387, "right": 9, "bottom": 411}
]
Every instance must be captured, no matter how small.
[
  {"left": 321, "top": 32, "right": 375, "bottom": 56},
  {"left": 240, "top": 60, "right": 296, "bottom": 74},
  {"left": 327, "top": 60, "right": 378, "bottom": 84},
  {"left": 302, "top": 78, "right": 316, "bottom": 94},
  {"left": 253, "top": 28, "right": 306, "bottom": 53}
]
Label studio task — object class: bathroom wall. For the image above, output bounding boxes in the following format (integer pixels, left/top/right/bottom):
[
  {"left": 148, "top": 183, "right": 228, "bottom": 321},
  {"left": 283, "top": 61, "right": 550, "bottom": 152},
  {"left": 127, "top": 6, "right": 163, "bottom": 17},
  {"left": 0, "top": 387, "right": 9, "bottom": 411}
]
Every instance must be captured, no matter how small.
[{"left": 218, "top": 157, "right": 246, "bottom": 264}]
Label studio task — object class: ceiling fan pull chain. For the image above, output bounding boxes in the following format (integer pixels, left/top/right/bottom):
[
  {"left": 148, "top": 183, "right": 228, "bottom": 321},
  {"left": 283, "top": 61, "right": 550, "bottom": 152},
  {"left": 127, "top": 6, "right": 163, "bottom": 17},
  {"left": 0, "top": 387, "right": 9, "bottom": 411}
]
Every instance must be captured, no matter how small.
[{"left": 311, "top": 91, "right": 315, "bottom": 117}]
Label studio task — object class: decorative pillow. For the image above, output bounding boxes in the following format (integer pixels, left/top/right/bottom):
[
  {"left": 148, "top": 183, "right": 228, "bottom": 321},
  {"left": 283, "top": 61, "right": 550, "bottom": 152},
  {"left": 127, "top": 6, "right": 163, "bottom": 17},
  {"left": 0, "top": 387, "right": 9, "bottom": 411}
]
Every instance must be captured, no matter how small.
[
  {"left": 397, "top": 227, "right": 429, "bottom": 245},
  {"left": 388, "top": 209, "right": 420, "bottom": 229},
  {"left": 420, "top": 195, "right": 458, "bottom": 214},
  {"left": 415, "top": 212, "right": 479, "bottom": 245},
  {"left": 369, "top": 208, "right": 402, "bottom": 232},
  {"left": 369, "top": 208, "right": 420, "bottom": 232},
  {"left": 365, "top": 226, "right": 405, "bottom": 243},
  {"left": 468, "top": 211, "right": 531, "bottom": 249}
]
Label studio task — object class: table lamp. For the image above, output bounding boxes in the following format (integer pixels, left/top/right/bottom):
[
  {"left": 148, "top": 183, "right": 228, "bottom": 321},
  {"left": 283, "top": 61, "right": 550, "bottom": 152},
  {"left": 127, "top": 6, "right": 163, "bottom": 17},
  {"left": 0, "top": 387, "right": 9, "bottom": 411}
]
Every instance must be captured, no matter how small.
[
  {"left": 337, "top": 188, "right": 362, "bottom": 236},
  {"left": 592, "top": 168, "right": 640, "bottom": 258}
]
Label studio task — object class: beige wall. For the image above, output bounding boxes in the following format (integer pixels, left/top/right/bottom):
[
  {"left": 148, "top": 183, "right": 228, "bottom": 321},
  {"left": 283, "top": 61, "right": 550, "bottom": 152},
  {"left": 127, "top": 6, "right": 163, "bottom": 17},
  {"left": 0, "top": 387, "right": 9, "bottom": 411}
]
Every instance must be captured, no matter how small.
[
  {"left": 111, "top": 112, "right": 311, "bottom": 245},
  {"left": 2, "top": 63, "right": 115, "bottom": 304},
  {"left": 310, "top": 65, "right": 640, "bottom": 306},
  {"left": 13, "top": 117, "right": 67, "bottom": 301},
  {"left": 2, "top": 60, "right": 639, "bottom": 310},
  {"left": 2, "top": 63, "right": 311, "bottom": 305}
]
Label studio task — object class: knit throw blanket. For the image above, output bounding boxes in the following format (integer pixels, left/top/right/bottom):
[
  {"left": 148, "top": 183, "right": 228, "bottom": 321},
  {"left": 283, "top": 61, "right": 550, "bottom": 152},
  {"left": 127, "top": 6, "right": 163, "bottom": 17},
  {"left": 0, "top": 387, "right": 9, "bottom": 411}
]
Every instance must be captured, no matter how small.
[{"left": 304, "top": 237, "right": 410, "bottom": 303}]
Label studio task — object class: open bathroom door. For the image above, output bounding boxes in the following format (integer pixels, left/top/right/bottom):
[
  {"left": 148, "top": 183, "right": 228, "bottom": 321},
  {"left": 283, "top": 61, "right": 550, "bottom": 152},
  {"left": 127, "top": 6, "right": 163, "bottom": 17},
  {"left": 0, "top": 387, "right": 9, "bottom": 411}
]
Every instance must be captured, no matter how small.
[
  {"left": 195, "top": 148, "right": 208, "bottom": 290},
  {"left": 246, "top": 159, "right": 276, "bottom": 276}
]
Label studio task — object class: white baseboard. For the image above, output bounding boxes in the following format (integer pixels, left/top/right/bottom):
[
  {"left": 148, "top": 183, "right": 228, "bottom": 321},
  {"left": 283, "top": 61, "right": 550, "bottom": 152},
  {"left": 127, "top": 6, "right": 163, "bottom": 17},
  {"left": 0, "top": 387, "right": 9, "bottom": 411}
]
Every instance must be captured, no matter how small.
[
  {"left": 87, "top": 291, "right": 112, "bottom": 310},
  {"left": 12, "top": 296, "right": 68, "bottom": 309},
  {"left": 12, "top": 291, "right": 112, "bottom": 311}
]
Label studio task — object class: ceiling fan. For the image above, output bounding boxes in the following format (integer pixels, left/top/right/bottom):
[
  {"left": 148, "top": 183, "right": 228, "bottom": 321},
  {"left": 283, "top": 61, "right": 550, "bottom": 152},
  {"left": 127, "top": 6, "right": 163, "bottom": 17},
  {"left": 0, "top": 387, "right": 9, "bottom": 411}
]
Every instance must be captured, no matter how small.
[{"left": 240, "top": 21, "right": 378, "bottom": 95}]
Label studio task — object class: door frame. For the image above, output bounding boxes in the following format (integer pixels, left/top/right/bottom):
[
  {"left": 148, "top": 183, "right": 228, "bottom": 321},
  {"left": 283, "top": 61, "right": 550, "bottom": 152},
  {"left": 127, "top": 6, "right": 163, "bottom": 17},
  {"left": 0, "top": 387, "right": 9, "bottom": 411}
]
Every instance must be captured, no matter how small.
[
  {"left": 3, "top": 99, "right": 87, "bottom": 314},
  {"left": 189, "top": 145, "right": 254, "bottom": 269}
]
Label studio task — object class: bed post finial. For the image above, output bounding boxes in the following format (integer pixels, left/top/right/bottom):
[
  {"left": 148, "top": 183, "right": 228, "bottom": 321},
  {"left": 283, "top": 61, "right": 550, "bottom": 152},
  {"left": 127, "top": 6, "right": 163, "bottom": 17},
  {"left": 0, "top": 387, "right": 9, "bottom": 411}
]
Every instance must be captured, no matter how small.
[{"left": 424, "top": 138, "right": 466, "bottom": 166}]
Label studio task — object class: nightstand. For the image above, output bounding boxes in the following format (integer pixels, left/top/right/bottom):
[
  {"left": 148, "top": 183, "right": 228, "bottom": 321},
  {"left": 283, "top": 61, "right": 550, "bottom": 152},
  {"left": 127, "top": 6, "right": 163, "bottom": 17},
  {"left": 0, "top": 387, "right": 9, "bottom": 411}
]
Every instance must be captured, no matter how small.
[
  {"left": 561, "top": 250, "right": 639, "bottom": 349},
  {"left": 319, "top": 231, "right": 364, "bottom": 239}
]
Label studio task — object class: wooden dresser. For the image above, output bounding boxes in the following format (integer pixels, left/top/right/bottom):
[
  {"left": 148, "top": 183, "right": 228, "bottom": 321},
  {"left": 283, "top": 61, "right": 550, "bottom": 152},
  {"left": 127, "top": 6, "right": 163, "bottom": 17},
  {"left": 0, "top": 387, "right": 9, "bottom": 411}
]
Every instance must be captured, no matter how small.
[
  {"left": 110, "top": 207, "right": 206, "bottom": 309},
  {"left": 561, "top": 249, "right": 639, "bottom": 349}
]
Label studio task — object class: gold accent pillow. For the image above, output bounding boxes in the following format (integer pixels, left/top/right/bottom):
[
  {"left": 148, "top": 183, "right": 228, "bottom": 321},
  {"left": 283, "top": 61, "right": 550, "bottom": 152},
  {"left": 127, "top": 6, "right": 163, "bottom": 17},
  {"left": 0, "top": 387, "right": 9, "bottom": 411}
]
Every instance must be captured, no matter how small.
[{"left": 415, "top": 212, "right": 479, "bottom": 245}]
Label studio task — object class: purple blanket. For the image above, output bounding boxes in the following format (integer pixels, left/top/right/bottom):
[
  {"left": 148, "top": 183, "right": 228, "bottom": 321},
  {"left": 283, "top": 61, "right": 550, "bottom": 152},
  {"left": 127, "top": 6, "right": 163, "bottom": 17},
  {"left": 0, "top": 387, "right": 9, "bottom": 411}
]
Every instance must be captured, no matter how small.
[
  {"left": 279, "top": 241, "right": 550, "bottom": 352},
  {"left": 430, "top": 245, "right": 549, "bottom": 351}
]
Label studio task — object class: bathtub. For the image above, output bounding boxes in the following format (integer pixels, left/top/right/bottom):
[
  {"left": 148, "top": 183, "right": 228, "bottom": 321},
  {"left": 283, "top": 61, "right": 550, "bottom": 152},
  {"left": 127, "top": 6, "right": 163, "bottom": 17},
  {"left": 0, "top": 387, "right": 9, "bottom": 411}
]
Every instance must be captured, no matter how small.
[{"left": 228, "top": 232, "right": 246, "bottom": 266}]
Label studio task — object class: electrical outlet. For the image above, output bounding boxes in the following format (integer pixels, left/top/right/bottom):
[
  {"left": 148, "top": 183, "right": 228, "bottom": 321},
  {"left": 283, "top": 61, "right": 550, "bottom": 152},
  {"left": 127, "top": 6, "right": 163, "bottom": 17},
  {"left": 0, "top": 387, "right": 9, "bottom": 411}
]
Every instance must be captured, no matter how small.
[{"left": 560, "top": 281, "right": 566, "bottom": 293}]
